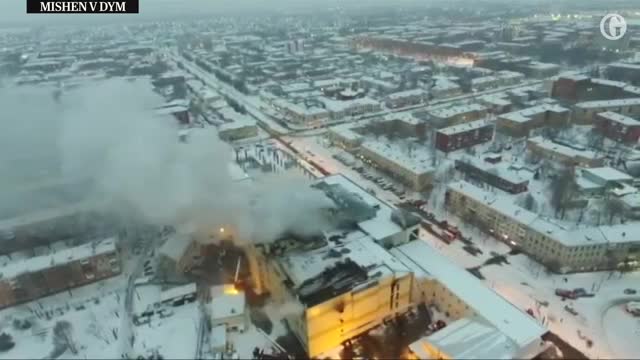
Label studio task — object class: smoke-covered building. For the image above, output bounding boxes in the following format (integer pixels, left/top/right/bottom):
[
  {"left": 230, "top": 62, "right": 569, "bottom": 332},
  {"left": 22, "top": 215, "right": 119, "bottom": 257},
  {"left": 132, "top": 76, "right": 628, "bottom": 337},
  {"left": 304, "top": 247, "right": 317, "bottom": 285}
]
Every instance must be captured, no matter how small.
[
  {"left": 244, "top": 174, "right": 420, "bottom": 357},
  {"left": 0, "top": 237, "right": 120, "bottom": 309}
]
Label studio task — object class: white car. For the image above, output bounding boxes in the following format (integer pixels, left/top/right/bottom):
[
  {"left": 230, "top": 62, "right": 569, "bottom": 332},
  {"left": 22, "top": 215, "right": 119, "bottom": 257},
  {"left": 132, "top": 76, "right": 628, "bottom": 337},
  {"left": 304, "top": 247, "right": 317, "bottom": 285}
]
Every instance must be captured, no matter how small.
[{"left": 626, "top": 301, "right": 640, "bottom": 317}]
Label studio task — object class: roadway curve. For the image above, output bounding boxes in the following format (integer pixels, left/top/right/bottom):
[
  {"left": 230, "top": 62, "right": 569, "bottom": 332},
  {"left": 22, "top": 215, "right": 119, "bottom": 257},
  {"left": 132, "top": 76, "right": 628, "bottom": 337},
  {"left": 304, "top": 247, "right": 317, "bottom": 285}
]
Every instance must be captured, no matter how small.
[{"left": 600, "top": 297, "right": 640, "bottom": 359}]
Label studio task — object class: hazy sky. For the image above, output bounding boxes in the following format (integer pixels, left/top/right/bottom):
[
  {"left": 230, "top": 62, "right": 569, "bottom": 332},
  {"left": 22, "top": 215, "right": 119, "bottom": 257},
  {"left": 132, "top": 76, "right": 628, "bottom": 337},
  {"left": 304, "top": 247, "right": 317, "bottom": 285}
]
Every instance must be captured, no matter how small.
[{"left": 0, "top": 0, "right": 429, "bottom": 26}]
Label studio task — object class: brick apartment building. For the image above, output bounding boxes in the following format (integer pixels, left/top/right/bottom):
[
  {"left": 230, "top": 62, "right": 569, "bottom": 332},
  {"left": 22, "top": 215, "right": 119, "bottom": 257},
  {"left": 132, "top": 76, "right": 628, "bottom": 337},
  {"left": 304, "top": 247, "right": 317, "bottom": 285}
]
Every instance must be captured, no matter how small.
[
  {"left": 0, "top": 237, "right": 121, "bottom": 309},
  {"left": 594, "top": 111, "right": 640, "bottom": 144},
  {"left": 552, "top": 75, "right": 636, "bottom": 104},
  {"left": 435, "top": 120, "right": 494, "bottom": 153}
]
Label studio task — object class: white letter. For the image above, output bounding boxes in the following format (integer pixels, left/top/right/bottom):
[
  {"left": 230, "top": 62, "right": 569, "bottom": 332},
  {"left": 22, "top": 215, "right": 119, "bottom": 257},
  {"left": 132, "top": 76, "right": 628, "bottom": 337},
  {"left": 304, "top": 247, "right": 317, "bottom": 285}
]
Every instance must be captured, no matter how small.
[{"left": 40, "top": 2, "right": 54, "bottom": 12}]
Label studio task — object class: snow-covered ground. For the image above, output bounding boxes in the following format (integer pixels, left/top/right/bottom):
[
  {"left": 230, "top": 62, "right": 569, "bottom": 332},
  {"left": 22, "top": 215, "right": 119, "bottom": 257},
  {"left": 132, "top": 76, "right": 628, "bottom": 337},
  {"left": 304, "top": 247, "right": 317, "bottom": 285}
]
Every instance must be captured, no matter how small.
[
  {"left": 0, "top": 277, "right": 126, "bottom": 359},
  {"left": 420, "top": 229, "right": 640, "bottom": 359}
]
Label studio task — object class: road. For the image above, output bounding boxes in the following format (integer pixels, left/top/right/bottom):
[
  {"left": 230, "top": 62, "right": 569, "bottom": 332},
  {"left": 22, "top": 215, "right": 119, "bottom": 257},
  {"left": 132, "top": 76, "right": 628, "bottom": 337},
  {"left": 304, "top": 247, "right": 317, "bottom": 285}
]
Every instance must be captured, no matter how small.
[{"left": 119, "top": 233, "right": 162, "bottom": 358}]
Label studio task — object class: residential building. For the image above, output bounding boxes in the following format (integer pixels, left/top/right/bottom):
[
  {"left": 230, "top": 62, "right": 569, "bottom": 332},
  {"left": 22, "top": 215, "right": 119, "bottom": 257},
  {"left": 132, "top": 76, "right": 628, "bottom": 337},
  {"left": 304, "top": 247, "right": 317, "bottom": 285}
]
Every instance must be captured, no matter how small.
[
  {"left": 358, "top": 140, "right": 435, "bottom": 191},
  {"left": 594, "top": 111, "right": 640, "bottom": 144},
  {"left": 527, "top": 137, "right": 604, "bottom": 168},
  {"left": 427, "top": 104, "right": 488, "bottom": 127},
  {"left": 158, "top": 234, "right": 201, "bottom": 274},
  {"left": 454, "top": 158, "right": 529, "bottom": 194},
  {"left": 572, "top": 98, "right": 640, "bottom": 124},
  {"left": 606, "top": 62, "right": 640, "bottom": 86},
  {"left": 385, "top": 89, "right": 425, "bottom": 108},
  {"left": 327, "top": 124, "right": 363, "bottom": 150},
  {"left": 496, "top": 104, "right": 570, "bottom": 137},
  {"left": 470, "top": 70, "right": 524, "bottom": 92},
  {"left": 435, "top": 120, "right": 494, "bottom": 153},
  {"left": 445, "top": 181, "right": 640, "bottom": 273},
  {"left": 0, "top": 237, "right": 120, "bottom": 309},
  {"left": 321, "top": 97, "right": 381, "bottom": 120}
]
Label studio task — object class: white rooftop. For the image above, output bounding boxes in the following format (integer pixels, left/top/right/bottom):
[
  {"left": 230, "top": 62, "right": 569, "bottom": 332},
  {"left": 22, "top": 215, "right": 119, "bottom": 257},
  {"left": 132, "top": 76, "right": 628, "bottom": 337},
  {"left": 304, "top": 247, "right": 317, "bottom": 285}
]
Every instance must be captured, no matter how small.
[
  {"left": 210, "top": 285, "right": 246, "bottom": 320},
  {"left": 428, "top": 103, "right": 487, "bottom": 119},
  {"left": 392, "top": 240, "right": 547, "bottom": 349},
  {"left": 499, "top": 104, "right": 568, "bottom": 123},
  {"left": 0, "top": 237, "right": 117, "bottom": 280},
  {"left": 597, "top": 111, "right": 640, "bottom": 126},
  {"left": 361, "top": 140, "right": 435, "bottom": 175},
  {"left": 437, "top": 119, "right": 492, "bottom": 136},
  {"left": 528, "top": 136, "right": 600, "bottom": 160},
  {"left": 416, "top": 317, "right": 519, "bottom": 359},
  {"left": 160, "top": 283, "right": 197, "bottom": 303},
  {"left": 575, "top": 98, "right": 640, "bottom": 109}
]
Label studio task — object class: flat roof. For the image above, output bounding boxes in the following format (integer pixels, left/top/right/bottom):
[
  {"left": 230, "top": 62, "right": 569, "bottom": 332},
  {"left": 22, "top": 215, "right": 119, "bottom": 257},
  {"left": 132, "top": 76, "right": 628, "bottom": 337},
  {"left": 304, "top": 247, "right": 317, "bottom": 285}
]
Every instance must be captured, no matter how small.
[
  {"left": 419, "top": 317, "right": 519, "bottom": 359},
  {"left": 499, "top": 104, "right": 568, "bottom": 123},
  {"left": 597, "top": 111, "right": 640, "bottom": 126},
  {"left": 575, "top": 98, "right": 640, "bottom": 109},
  {"left": 361, "top": 140, "right": 435, "bottom": 175},
  {"left": 160, "top": 283, "right": 197, "bottom": 302},
  {"left": 392, "top": 240, "right": 547, "bottom": 348},
  {"left": 0, "top": 237, "right": 117, "bottom": 279},
  {"left": 527, "top": 136, "right": 600, "bottom": 160},
  {"left": 210, "top": 285, "right": 246, "bottom": 320},
  {"left": 437, "top": 119, "right": 492, "bottom": 136},
  {"left": 447, "top": 180, "right": 640, "bottom": 246},
  {"left": 428, "top": 103, "right": 487, "bottom": 119}
]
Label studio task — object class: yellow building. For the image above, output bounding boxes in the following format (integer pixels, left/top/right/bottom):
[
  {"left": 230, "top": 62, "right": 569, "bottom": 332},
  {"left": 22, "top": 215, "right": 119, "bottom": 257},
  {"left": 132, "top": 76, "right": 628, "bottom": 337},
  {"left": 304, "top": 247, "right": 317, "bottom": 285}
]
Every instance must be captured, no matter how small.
[{"left": 445, "top": 181, "right": 640, "bottom": 273}]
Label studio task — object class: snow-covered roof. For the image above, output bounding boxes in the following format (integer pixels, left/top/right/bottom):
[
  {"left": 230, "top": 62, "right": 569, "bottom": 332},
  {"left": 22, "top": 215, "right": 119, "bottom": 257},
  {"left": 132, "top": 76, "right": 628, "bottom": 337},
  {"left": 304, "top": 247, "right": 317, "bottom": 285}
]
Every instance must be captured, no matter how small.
[
  {"left": 499, "top": 104, "right": 568, "bottom": 123},
  {"left": 416, "top": 317, "right": 519, "bottom": 359},
  {"left": 280, "top": 232, "right": 409, "bottom": 287},
  {"left": 437, "top": 119, "right": 492, "bottom": 136},
  {"left": 597, "top": 111, "right": 640, "bottom": 126},
  {"left": 428, "top": 103, "right": 487, "bottom": 119},
  {"left": 159, "top": 234, "right": 192, "bottom": 261},
  {"left": 321, "top": 174, "right": 403, "bottom": 241},
  {"left": 582, "top": 166, "right": 633, "bottom": 183},
  {"left": 527, "top": 136, "right": 600, "bottom": 160},
  {"left": 448, "top": 180, "right": 640, "bottom": 246},
  {"left": 218, "top": 118, "right": 257, "bottom": 132},
  {"left": 0, "top": 237, "right": 117, "bottom": 280},
  {"left": 329, "top": 124, "right": 363, "bottom": 142},
  {"left": 160, "top": 283, "right": 197, "bottom": 303},
  {"left": 392, "top": 241, "right": 547, "bottom": 349},
  {"left": 210, "top": 285, "right": 246, "bottom": 320},
  {"left": 575, "top": 98, "right": 640, "bottom": 109},
  {"left": 360, "top": 140, "right": 435, "bottom": 175},
  {"left": 210, "top": 325, "right": 227, "bottom": 349},
  {"left": 386, "top": 89, "right": 424, "bottom": 100},
  {"left": 321, "top": 97, "right": 380, "bottom": 113}
]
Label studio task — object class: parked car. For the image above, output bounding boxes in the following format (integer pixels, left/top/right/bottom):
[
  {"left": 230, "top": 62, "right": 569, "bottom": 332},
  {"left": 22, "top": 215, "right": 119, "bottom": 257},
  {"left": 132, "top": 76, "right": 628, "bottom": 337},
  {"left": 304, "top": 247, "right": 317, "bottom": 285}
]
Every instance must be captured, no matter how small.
[
  {"left": 624, "top": 288, "right": 637, "bottom": 295},
  {"left": 555, "top": 289, "right": 577, "bottom": 300},
  {"left": 626, "top": 302, "right": 640, "bottom": 317}
]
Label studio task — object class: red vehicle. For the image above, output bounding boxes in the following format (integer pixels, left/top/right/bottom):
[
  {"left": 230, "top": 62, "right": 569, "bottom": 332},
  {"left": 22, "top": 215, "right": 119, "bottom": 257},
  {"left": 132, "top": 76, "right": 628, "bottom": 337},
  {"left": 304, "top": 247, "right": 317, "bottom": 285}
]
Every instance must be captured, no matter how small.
[{"left": 555, "top": 289, "right": 578, "bottom": 300}]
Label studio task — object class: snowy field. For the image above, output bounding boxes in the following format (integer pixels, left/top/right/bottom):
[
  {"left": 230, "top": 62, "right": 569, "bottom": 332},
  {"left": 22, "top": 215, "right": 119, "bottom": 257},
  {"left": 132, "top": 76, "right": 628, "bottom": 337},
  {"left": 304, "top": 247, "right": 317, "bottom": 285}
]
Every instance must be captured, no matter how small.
[{"left": 0, "top": 277, "right": 126, "bottom": 359}]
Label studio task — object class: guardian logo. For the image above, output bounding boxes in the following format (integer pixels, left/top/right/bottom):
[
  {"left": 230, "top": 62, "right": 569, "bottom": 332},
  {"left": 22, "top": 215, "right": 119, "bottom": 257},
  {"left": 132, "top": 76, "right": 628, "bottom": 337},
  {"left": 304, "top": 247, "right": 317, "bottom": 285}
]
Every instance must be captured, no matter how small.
[{"left": 600, "top": 14, "right": 627, "bottom": 41}]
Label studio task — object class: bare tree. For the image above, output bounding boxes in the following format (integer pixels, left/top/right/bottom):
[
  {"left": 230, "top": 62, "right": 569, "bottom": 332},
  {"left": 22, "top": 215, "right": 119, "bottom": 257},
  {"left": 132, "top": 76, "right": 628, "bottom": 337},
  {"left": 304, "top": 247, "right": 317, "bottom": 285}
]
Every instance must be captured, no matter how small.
[
  {"left": 549, "top": 168, "right": 576, "bottom": 220},
  {"left": 53, "top": 320, "right": 77, "bottom": 355},
  {"left": 603, "top": 198, "right": 626, "bottom": 225},
  {"left": 523, "top": 193, "right": 537, "bottom": 212}
]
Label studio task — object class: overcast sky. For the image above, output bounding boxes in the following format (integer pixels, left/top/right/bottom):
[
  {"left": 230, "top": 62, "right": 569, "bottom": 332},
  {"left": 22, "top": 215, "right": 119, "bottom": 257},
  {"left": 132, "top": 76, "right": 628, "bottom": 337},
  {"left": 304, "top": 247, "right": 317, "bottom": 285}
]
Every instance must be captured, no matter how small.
[{"left": 0, "top": 0, "right": 433, "bottom": 26}]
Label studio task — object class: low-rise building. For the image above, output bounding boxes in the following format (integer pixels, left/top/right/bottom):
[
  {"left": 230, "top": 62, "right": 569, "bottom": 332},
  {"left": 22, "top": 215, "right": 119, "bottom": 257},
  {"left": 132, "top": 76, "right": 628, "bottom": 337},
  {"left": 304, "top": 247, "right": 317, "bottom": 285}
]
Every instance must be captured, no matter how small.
[
  {"left": 0, "top": 237, "right": 120, "bottom": 309},
  {"left": 606, "top": 62, "right": 640, "bottom": 86},
  {"left": 496, "top": 104, "right": 569, "bottom": 137},
  {"left": 322, "top": 97, "right": 381, "bottom": 120},
  {"left": 445, "top": 181, "right": 640, "bottom": 273},
  {"left": 385, "top": 89, "right": 424, "bottom": 108},
  {"left": 218, "top": 118, "right": 259, "bottom": 142},
  {"left": 428, "top": 103, "right": 488, "bottom": 127},
  {"left": 572, "top": 98, "right": 640, "bottom": 124},
  {"left": 158, "top": 234, "right": 201, "bottom": 274},
  {"left": 454, "top": 158, "right": 529, "bottom": 194},
  {"left": 358, "top": 140, "right": 435, "bottom": 191},
  {"left": 209, "top": 284, "right": 247, "bottom": 332},
  {"left": 273, "top": 99, "right": 329, "bottom": 126},
  {"left": 575, "top": 167, "right": 634, "bottom": 196},
  {"left": 435, "top": 120, "right": 494, "bottom": 153},
  {"left": 594, "top": 111, "right": 640, "bottom": 144},
  {"left": 470, "top": 70, "right": 524, "bottom": 92},
  {"left": 392, "top": 240, "right": 549, "bottom": 359},
  {"left": 527, "top": 136, "right": 604, "bottom": 168},
  {"left": 327, "top": 124, "right": 364, "bottom": 150}
]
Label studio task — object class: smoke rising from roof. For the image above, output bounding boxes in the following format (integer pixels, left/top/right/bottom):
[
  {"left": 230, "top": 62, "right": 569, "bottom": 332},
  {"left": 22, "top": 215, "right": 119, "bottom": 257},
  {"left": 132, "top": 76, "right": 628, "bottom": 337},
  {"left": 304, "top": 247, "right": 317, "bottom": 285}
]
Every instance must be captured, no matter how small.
[{"left": 0, "top": 78, "right": 334, "bottom": 243}]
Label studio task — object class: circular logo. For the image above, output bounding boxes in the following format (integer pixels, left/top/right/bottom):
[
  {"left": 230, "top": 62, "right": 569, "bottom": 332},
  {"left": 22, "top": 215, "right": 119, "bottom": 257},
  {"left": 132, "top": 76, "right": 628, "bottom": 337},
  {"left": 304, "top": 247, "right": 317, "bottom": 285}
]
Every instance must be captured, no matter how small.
[{"left": 600, "top": 14, "right": 627, "bottom": 41}]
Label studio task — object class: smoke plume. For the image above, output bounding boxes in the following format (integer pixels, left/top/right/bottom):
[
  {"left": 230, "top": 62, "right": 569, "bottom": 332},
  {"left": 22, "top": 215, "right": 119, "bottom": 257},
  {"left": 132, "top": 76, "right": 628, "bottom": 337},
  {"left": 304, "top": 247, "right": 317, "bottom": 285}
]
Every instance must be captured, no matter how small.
[{"left": 0, "top": 78, "right": 334, "bottom": 243}]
